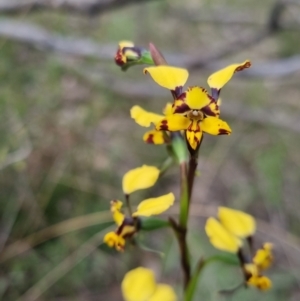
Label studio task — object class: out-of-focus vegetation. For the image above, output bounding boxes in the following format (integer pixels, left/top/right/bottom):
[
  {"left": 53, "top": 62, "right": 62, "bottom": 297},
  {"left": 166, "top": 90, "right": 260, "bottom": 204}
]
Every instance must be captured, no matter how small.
[{"left": 0, "top": 0, "right": 300, "bottom": 300}]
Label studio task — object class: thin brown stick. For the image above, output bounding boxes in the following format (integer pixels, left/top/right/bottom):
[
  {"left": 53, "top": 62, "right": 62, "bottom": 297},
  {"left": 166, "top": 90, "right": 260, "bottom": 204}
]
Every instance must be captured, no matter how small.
[
  {"left": 0, "top": 210, "right": 111, "bottom": 263},
  {"left": 0, "top": 0, "right": 156, "bottom": 16},
  {"left": 169, "top": 217, "right": 190, "bottom": 288}
]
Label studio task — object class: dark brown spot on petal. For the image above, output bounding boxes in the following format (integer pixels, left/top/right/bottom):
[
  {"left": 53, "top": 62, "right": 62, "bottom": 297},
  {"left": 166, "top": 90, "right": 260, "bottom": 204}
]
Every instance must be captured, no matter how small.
[
  {"left": 202, "top": 102, "right": 220, "bottom": 117},
  {"left": 218, "top": 129, "right": 230, "bottom": 135},
  {"left": 174, "top": 102, "right": 190, "bottom": 114},
  {"left": 145, "top": 134, "right": 154, "bottom": 144},
  {"left": 235, "top": 61, "right": 251, "bottom": 72},
  {"left": 159, "top": 120, "right": 169, "bottom": 131}
]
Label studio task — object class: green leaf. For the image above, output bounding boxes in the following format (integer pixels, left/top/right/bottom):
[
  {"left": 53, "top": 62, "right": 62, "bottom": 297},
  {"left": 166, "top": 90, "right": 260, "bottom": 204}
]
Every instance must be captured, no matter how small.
[{"left": 140, "top": 217, "right": 170, "bottom": 231}]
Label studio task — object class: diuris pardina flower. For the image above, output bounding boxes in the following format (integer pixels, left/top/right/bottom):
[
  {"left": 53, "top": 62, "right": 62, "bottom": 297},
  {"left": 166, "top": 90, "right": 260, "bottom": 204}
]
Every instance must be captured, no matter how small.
[
  {"left": 205, "top": 207, "right": 273, "bottom": 290},
  {"left": 144, "top": 61, "right": 251, "bottom": 150},
  {"left": 103, "top": 165, "right": 175, "bottom": 251},
  {"left": 115, "top": 41, "right": 154, "bottom": 71},
  {"left": 122, "top": 267, "right": 177, "bottom": 301},
  {"left": 130, "top": 103, "right": 173, "bottom": 145}
]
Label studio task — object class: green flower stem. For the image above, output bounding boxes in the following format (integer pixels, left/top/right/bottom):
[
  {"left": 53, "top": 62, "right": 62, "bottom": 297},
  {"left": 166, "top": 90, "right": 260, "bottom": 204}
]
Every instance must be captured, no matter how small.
[
  {"left": 149, "top": 42, "right": 192, "bottom": 290},
  {"left": 184, "top": 257, "right": 204, "bottom": 301},
  {"left": 159, "top": 156, "right": 174, "bottom": 177},
  {"left": 141, "top": 51, "right": 155, "bottom": 65},
  {"left": 179, "top": 162, "right": 189, "bottom": 228}
]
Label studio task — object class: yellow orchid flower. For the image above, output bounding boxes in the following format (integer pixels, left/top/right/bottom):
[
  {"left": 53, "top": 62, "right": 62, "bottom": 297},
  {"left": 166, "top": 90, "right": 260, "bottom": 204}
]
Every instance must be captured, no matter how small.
[
  {"left": 104, "top": 194, "right": 175, "bottom": 251},
  {"left": 156, "top": 87, "right": 231, "bottom": 150},
  {"left": 205, "top": 207, "right": 274, "bottom": 290},
  {"left": 122, "top": 267, "right": 177, "bottom": 301},
  {"left": 115, "top": 41, "right": 154, "bottom": 70}
]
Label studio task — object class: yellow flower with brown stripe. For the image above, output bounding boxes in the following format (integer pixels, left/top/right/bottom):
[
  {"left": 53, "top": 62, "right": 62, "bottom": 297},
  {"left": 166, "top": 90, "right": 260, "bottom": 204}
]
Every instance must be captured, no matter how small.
[
  {"left": 144, "top": 60, "right": 251, "bottom": 105},
  {"left": 130, "top": 103, "right": 174, "bottom": 145},
  {"left": 104, "top": 165, "right": 175, "bottom": 251},
  {"left": 156, "top": 87, "right": 231, "bottom": 150}
]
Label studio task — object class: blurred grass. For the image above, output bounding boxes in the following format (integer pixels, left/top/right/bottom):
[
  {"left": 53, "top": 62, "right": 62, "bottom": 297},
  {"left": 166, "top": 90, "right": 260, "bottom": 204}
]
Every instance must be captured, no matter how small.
[{"left": 0, "top": 0, "right": 300, "bottom": 300}]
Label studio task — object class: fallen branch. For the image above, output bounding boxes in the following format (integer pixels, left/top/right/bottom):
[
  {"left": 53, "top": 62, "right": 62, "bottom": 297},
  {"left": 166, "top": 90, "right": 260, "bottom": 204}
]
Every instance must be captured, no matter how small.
[
  {"left": 1, "top": 19, "right": 300, "bottom": 78},
  {"left": 0, "top": 0, "right": 155, "bottom": 16}
]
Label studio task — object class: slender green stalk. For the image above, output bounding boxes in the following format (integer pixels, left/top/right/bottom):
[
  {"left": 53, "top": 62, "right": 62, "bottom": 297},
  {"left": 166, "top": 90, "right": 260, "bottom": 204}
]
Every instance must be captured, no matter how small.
[
  {"left": 159, "top": 156, "right": 174, "bottom": 177},
  {"left": 179, "top": 162, "right": 189, "bottom": 228},
  {"left": 184, "top": 257, "right": 204, "bottom": 301}
]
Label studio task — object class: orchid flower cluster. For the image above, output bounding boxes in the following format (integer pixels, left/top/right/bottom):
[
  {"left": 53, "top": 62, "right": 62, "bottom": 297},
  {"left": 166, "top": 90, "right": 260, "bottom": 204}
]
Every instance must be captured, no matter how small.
[{"left": 103, "top": 41, "right": 274, "bottom": 301}]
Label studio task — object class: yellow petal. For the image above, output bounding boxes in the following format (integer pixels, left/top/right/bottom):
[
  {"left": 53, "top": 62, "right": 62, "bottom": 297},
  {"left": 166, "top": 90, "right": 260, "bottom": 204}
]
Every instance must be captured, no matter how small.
[
  {"left": 143, "top": 130, "right": 167, "bottom": 144},
  {"left": 122, "top": 165, "right": 160, "bottom": 195},
  {"left": 185, "top": 86, "right": 211, "bottom": 110},
  {"left": 103, "top": 232, "right": 125, "bottom": 251},
  {"left": 119, "top": 41, "right": 135, "bottom": 49},
  {"left": 110, "top": 200, "right": 125, "bottom": 226},
  {"left": 247, "top": 275, "right": 272, "bottom": 291},
  {"left": 113, "top": 210, "right": 125, "bottom": 226},
  {"left": 133, "top": 193, "right": 175, "bottom": 217},
  {"left": 201, "top": 117, "right": 231, "bottom": 135},
  {"left": 205, "top": 217, "right": 241, "bottom": 253},
  {"left": 186, "top": 128, "right": 203, "bottom": 150},
  {"left": 122, "top": 267, "right": 157, "bottom": 301},
  {"left": 156, "top": 115, "right": 190, "bottom": 131},
  {"left": 148, "top": 284, "right": 177, "bottom": 301},
  {"left": 163, "top": 103, "right": 174, "bottom": 116},
  {"left": 131, "top": 105, "right": 164, "bottom": 128},
  {"left": 118, "top": 224, "right": 136, "bottom": 239},
  {"left": 218, "top": 207, "right": 256, "bottom": 238},
  {"left": 144, "top": 66, "right": 189, "bottom": 90},
  {"left": 110, "top": 199, "right": 123, "bottom": 212},
  {"left": 244, "top": 263, "right": 259, "bottom": 277},
  {"left": 207, "top": 60, "right": 251, "bottom": 90},
  {"left": 253, "top": 243, "right": 273, "bottom": 270}
]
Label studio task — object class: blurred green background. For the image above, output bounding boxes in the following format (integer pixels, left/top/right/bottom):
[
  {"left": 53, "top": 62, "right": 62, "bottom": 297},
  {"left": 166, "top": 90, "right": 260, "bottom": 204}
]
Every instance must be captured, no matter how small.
[{"left": 0, "top": 0, "right": 300, "bottom": 300}]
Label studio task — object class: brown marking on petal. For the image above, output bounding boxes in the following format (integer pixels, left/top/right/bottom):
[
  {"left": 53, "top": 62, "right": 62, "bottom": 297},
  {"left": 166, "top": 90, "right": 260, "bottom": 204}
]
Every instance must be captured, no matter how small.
[
  {"left": 218, "top": 129, "right": 230, "bottom": 135},
  {"left": 115, "top": 49, "right": 126, "bottom": 66},
  {"left": 187, "top": 120, "right": 201, "bottom": 132},
  {"left": 235, "top": 61, "right": 251, "bottom": 72},
  {"left": 145, "top": 134, "right": 154, "bottom": 143},
  {"left": 174, "top": 102, "right": 190, "bottom": 114},
  {"left": 202, "top": 101, "right": 220, "bottom": 117},
  {"left": 117, "top": 217, "right": 136, "bottom": 237},
  {"left": 159, "top": 120, "right": 169, "bottom": 131}
]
